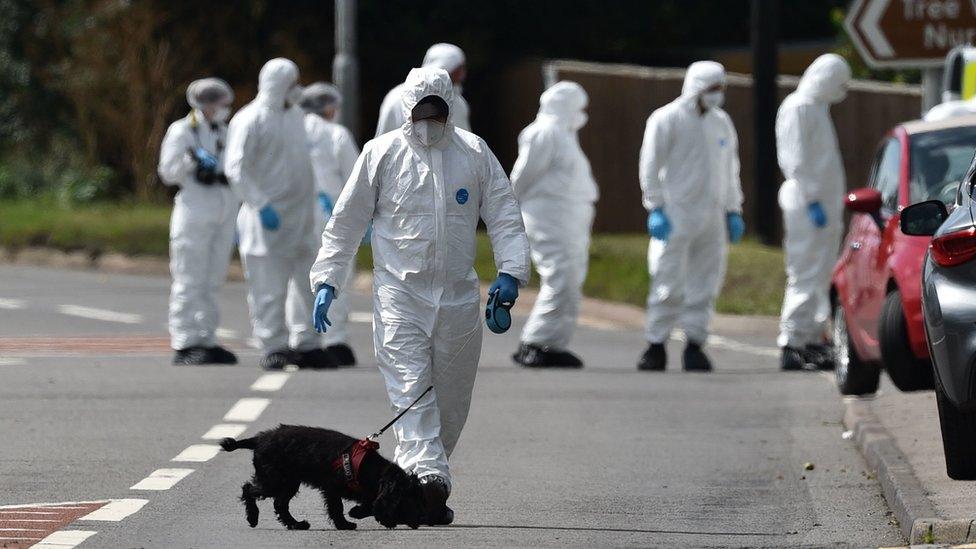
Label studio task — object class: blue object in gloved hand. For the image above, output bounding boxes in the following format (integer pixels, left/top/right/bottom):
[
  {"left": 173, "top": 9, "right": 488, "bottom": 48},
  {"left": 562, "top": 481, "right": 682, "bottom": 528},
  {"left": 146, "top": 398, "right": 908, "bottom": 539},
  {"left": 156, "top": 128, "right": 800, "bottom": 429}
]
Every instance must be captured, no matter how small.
[
  {"left": 361, "top": 222, "right": 373, "bottom": 246},
  {"left": 318, "top": 192, "right": 334, "bottom": 217},
  {"left": 726, "top": 212, "right": 745, "bottom": 243},
  {"left": 486, "top": 273, "right": 518, "bottom": 334},
  {"left": 191, "top": 147, "right": 218, "bottom": 171},
  {"left": 647, "top": 208, "right": 671, "bottom": 241},
  {"left": 259, "top": 205, "right": 280, "bottom": 231},
  {"left": 312, "top": 284, "right": 335, "bottom": 333},
  {"left": 807, "top": 201, "right": 828, "bottom": 228}
]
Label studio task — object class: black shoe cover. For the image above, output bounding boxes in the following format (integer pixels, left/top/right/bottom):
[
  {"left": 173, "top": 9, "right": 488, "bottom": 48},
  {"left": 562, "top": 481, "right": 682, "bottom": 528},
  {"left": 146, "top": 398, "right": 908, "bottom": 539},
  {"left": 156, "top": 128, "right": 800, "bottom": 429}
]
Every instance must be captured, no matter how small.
[
  {"left": 325, "top": 343, "right": 356, "bottom": 367},
  {"left": 293, "top": 347, "right": 338, "bottom": 369},
  {"left": 260, "top": 350, "right": 292, "bottom": 371},
  {"left": 682, "top": 342, "right": 712, "bottom": 372},
  {"left": 173, "top": 347, "right": 210, "bottom": 366},
  {"left": 419, "top": 476, "right": 452, "bottom": 525},
  {"left": 780, "top": 346, "right": 806, "bottom": 371},
  {"left": 206, "top": 345, "right": 238, "bottom": 365},
  {"left": 513, "top": 343, "right": 583, "bottom": 368},
  {"left": 637, "top": 343, "right": 667, "bottom": 371},
  {"left": 804, "top": 343, "right": 835, "bottom": 370}
]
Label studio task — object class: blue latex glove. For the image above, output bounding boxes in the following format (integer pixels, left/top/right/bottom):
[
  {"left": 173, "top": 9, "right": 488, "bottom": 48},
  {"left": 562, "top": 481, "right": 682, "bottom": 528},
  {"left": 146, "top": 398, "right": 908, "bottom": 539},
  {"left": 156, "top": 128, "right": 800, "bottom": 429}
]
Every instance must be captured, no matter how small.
[
  {"left": 647, "top": 208, "right": 671, "bottom": 241},
  {"left": 808, "top": 201, "right": 828, "bottom": 228},
  {"left": 727, "top": 212, "right": 745, "bottom": 243},
  {"left": 192, "top": 147, "right": 218, "bottom": 171},
  {"left": 361, "top": 222, "right": 373, "bottom": 246},
  {"left": 488, "top": 273, "right": 519, "bottom": 304},
  {"left": 312, "top": 284, "right": 335, "bottom": 333},
  {"left": 259, "top": 205, "right": 280, "bottom": 231},
  {"left": 318, "top": 192, "right": 334, "bottom": 217}
]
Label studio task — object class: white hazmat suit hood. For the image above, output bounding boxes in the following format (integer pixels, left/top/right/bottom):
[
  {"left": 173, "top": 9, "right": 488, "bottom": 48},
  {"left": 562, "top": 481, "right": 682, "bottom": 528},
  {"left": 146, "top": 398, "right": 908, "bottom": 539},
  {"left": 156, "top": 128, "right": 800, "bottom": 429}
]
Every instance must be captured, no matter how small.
[
  {"left": 310, "top": 65, "right": 529, "bottom": 487},
  {"left": 775, "top": 53, "right": 851, "bottom": 350},
  {"left": 400, "top": 67, "right": 456, "bottom": 147},
  {"left": 511, "top": 81, "right": 598, "bottom": 352}
]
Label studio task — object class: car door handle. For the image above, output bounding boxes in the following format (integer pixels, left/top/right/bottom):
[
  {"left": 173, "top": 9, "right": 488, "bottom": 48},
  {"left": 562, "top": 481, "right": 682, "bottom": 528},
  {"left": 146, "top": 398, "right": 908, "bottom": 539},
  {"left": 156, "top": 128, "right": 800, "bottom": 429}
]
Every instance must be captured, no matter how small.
[{"left": 850, "top": 241, "right": 862, "bottom": 250}]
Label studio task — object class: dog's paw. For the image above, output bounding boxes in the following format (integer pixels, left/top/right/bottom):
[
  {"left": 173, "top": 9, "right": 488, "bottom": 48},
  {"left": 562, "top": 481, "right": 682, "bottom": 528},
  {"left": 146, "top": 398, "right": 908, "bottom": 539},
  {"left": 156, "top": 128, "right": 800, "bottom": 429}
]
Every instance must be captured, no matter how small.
[
  {"left": 246, "top": 509, "right": 259, "bottom": 528},
  {"left": 348, "top": 505, "right": 372, "bottom": 519},
  {"left": 288, "top": 520, "right": 310, "bottom": 530},
  {"left": 336, "top": 521, "right": 357, "bottom": 530}
]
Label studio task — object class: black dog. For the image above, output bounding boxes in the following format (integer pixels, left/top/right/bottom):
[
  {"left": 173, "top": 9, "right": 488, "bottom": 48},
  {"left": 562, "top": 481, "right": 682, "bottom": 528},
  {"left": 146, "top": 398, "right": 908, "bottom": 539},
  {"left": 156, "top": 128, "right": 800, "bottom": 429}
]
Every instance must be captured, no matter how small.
[{"left": 220, "top": 424, "right": 425, "bottom": 530}]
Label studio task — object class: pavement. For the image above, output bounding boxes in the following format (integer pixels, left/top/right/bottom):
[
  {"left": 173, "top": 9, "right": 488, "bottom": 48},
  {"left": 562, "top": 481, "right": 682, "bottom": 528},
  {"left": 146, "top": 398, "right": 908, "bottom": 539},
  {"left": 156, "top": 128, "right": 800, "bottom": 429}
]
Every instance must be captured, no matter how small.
[{"left": 0, "top": 264, "right": 908, "bottom": 547}]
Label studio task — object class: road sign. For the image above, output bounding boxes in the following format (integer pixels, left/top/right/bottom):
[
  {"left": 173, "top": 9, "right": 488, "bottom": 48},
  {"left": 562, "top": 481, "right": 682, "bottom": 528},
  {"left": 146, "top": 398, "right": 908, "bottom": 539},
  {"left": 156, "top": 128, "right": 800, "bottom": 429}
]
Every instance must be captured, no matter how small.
[{"left": 846, "top": 0, "right": 976, "bottom": 68}]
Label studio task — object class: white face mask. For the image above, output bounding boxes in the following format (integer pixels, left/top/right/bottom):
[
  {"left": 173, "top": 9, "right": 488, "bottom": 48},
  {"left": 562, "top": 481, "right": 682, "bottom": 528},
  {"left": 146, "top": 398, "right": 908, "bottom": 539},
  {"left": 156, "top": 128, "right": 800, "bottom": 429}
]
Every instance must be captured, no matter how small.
[
  {"left": 701, "top": 90, "right": 724, "bottom": 110},
  {"left": 413, "top": 119, "right": 446, "bottom": 146},
  {"left": 213, "top": 106, "right": 231, "bottom": 123}
]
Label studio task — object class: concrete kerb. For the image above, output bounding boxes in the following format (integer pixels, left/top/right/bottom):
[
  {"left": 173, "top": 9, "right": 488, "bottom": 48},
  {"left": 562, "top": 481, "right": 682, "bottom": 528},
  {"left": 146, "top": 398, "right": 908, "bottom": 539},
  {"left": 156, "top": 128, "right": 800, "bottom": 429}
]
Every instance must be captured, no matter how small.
[{"left": 844, "top": 398, "right": 976, "bottom": 545}]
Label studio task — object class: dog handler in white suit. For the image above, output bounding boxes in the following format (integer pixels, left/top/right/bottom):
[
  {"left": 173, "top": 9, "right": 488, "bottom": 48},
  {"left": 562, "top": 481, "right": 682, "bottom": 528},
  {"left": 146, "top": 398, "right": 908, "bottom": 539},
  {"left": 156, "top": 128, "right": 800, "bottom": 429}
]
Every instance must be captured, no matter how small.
[
  {"left": 225, "top": 58, "right": 335, "bottom": 371},
  {"left": 510, "top": 81, "right": 598, "bottom": 368},
  {"left": 158, "top": 78, "right": 239, "bottom": 366},
  {"left": 310, "top": 67, "right": 530, "bottom": 524},
  {"left": 637, "top": 61, "right": 745, "bottom": 372},
  {"left": 375, "top": 43, "right": 471, "bottom": 136},
  {"left": 300, "top": 82, "right": 361, "bottom": 366},
  {"left": 776, "top": 53, "right": 851, "bottom": 371}
]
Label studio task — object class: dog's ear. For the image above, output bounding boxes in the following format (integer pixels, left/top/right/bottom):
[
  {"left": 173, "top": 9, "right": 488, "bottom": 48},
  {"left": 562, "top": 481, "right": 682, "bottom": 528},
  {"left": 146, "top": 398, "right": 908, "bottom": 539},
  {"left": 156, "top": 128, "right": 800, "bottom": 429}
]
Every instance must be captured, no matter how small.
[{"left": 372, "top": 469, "right": 402, "bottom": 529}]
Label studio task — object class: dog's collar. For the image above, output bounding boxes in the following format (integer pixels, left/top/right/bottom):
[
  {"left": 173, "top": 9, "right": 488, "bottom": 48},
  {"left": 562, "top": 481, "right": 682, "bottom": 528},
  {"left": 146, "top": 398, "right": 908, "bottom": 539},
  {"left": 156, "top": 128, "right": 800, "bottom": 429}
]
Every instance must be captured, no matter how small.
[{"left": 333, "top": 438, "right": 380, "bottom": 494}]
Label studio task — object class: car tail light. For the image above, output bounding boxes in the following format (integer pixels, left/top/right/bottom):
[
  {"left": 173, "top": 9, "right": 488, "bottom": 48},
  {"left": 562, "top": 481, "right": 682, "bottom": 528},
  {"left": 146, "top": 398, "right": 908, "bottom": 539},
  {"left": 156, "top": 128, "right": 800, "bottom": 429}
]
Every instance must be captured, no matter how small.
[{"left": 931, "top": 227, "right": 976, "bottom": 267}]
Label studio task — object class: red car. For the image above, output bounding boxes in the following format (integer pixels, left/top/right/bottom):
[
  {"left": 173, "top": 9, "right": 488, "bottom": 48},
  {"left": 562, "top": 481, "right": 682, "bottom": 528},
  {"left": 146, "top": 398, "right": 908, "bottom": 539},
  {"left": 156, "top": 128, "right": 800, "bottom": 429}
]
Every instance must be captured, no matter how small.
[{"left": 831, "top": 115, "right": 976, "bottom": 395}]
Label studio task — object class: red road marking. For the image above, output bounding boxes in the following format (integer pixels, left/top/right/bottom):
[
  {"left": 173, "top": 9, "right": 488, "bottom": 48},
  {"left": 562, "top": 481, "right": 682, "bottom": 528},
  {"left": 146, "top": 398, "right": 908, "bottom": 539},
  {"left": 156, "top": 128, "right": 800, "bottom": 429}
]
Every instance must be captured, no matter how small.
[{"left": 0, "top": 501, "right": 105, "bottom": 548}]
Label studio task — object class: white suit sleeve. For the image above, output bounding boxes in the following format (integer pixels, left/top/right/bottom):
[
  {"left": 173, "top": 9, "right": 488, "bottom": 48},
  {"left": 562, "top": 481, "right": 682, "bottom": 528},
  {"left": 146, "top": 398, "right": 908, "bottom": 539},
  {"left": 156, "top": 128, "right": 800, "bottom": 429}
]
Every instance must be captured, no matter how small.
[
  {"left": 723, "top": 115, "right": 744, "bottom": 213},
  {"left": 478, "top": 144, "right": 531, "bottom": 285},
  {"left": 509, "top": 125, "right": 554, "bottom": 200},
  {"left": 309, "top": 147, "right": 376, "bottom": 295},
  {"left": 334, "top": 126, "right": 361, "bottom": 187},
  {"left": 776, "top": 104, "right": 820, "bottom": 204},
  {"left": 225, "top": 115, "right": 271, "bottom": 210},
  {"left": 157, "top": 122, "right": 194, "bottom": 186},
  {"left": 639, "top": 110, "right": 670, "bottom": 211},
  {"left": 305, "top": 121, "right": 330, "bottom": 195}
]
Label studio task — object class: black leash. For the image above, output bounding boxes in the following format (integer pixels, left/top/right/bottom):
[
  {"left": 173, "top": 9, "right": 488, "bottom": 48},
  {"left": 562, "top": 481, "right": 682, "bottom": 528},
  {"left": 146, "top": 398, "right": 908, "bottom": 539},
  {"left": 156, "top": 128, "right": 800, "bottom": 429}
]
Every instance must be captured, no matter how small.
[{"left": 368, "top": 385, "right": 433, "bottom": 440}]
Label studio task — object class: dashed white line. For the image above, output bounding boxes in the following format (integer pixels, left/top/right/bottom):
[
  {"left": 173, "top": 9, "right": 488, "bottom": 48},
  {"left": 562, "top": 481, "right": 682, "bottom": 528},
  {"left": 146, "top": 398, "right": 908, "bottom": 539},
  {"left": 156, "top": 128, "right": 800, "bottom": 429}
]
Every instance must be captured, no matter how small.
[
  {"left": 224, "top": 398, "right": 269, "bottom": 422},
  {"left": 57, "top": 305, "right": 142, "bottom": 325},
  {"left": 250, "top": 372, "right": 291, "bottom": 392},
  {"left": 215, "top": 327, "right": 238, "bottom": 339},
  {"left": 201, "top": 424, "right": 247, "bottom": 440},
  {"left": 171, "top": 444, "right": 221, "bottom": 463},
  {"left": 77, "top": 499, "right": 148, "bottom": 522},
  {"left": 0, "top": 358, "right": 26, "bottom": 366},
  {"left": 349, "top": 311, "right": 373, "bottom": 323},
  {"left": 129, "top": 468, "right": 194, "bottom": 491},
  {"left": 32, "top": 530, "right": 97, "bottom": 548},
  {"left": 0, "top": 298, "right": 26, "bottom": 309}
]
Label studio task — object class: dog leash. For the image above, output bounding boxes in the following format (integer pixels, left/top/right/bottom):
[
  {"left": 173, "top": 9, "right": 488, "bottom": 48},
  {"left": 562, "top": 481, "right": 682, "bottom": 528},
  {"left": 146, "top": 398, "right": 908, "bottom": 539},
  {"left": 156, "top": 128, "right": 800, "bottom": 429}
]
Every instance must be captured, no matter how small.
[{"left": 367, "top": 384, "right": 433, "bottom": 440}]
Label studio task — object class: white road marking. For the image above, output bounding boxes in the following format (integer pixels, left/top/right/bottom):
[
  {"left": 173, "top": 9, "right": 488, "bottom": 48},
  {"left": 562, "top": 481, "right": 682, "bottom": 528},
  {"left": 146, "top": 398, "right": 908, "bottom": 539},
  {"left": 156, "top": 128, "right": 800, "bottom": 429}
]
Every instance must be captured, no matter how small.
[
  {"left": 171, "top": 444, "right": 221, "bottom": 463},
  {"left": 0, "top": 500, "right": 107, "bottom": 509},
  {"left": 349, "top": 311, "right": 373, "bottom": 323},
  {"left": 32, "top": 530, "right": 97, "bottom": 548},
  {"left": 78, "top": 499, "right": 148, "bottom": 522},
  {"left": 224, "top": 398, "right": 269, "bottom": 422},
  {"left": 130, "top": 468, "right": 194, "bottom": 490},
  {"left": 577, "top": 316, "right": 619, "bottom": 330},
  {"left": 0, "top": 298, "right": 26, "bottom": 309},
  {"left": 250, "top": 372, "right": 290, "bottom": 392},
  {"left": 201, "top": 423, "right": 247, "bottom": 440},
  {"left": 57, "top": 305, "right": 142, "bottom": 324},
  {"left": 216, "top": 328, "right": 238, "bottom": 339},
  {"left": 0, "top": 358, "right": 26, "bottom": 366}
]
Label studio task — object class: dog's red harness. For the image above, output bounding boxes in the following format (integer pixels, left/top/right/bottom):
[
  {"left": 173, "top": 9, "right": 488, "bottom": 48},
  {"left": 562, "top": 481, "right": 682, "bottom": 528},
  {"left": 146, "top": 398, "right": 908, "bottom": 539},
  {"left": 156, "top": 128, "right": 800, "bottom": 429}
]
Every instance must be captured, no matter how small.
[{"left": 333, "top": 439, "right": 380, "bottom": 494}]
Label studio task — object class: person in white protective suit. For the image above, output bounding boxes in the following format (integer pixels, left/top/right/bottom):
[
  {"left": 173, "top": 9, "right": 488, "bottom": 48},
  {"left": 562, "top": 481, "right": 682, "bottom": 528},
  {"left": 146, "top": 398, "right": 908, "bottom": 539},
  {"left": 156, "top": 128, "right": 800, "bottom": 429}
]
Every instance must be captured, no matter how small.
[
  {"left": 225, "top": 58, "right": 336, "bottom": 371},
  {"left": 158, "top": 77, "right": 240, "bottom": 366},
  {"left": 637, "top": 61, "right": 745, "bottom": 372},
  {"left": 309, "top": 67, "right": 530, "bottom": 525},
  {"left": 375, "top": 43, "right": 471, "bottom": 136},
  {"left": 776, "top": 53, "right": 851, "bottom": 371},
  {"left": 510, "top": 81, "right": 598, "bottom": 368},
  {"left": 299, "top": 82, "right": 362, "bottom": 366}
]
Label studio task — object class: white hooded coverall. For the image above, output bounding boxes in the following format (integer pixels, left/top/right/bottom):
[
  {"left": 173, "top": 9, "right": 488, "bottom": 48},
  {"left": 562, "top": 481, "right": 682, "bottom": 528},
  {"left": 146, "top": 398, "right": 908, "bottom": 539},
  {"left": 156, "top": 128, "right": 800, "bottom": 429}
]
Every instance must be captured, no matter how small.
[
  {"left": 304, "top": 111, "right": 360, "bottom": 347},
  {"left": 310, "top": 67, "right": 530, "bottom": 485},
  {"left": 776, "top": 53, "right": 851, "bottom": 349},
  {"left": 639, "top": 61, "right": 744, "bottom": 345},
  {"left": 511, "top": 81, "right": 598, "bottom": 350},
  {"left": 158, "top": 79, "right": 239, "bottom": 351},
  {"left": 225, "top": 58, "right": 320, "bottom": 354},
  {"left": 375, "top": 43, "right": 471, "bottom": 136}
]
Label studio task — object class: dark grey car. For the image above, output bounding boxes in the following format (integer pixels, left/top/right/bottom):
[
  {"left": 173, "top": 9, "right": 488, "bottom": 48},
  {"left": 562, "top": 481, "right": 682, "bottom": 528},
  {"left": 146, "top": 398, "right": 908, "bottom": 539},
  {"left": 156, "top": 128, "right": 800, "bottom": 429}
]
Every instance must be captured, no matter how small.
[{"left": 902, "top": 174, "right": 976, "bottom": 480}]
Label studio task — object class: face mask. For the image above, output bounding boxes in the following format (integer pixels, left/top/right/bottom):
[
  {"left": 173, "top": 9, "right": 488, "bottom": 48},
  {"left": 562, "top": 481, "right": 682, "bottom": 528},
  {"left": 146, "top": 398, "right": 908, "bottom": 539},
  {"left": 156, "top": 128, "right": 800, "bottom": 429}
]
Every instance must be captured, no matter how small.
[
  {"left": 571, "top": 111, "right": 588, "bottom": 131},
  {"left": 701, "top": 90, "right": 724, "bottom": 110},
  {"left": 213, "top": 106, "right": 231, "bottom": 123},
  {"left": 413, "top": 119, "right": 446, "bottom": 146}
]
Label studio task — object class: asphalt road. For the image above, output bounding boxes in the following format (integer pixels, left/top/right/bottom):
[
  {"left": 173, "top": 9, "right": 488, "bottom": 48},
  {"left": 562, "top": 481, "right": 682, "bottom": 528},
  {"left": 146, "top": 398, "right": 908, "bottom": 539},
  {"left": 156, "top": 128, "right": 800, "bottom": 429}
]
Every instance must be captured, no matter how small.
[{"left": 0, "top": 265, "right": 904, "bottom": 548}]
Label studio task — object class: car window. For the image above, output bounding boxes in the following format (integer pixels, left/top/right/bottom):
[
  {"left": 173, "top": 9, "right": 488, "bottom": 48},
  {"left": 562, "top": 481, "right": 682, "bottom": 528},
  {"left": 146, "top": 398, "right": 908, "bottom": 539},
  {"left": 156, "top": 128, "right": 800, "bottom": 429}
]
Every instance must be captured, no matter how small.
[
  {"left": 910, "top": 125, "right": 976, "bottom": 206},
  {"left": 872, "top": 138, "right": 901, "bottom": 212}
]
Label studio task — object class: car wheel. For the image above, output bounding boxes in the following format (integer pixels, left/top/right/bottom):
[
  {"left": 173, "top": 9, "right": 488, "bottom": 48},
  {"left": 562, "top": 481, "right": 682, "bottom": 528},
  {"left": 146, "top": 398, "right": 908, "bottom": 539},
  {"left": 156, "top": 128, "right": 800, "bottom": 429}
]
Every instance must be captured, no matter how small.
[
  {"left": 879, "top": 290, "right": 934, "bottom": 392},
  {"left": 935, "top": 376, "right": 976, "bottom": 480},
  {"left": 833, "top": 303, "right": 881, "bottom": 396}
]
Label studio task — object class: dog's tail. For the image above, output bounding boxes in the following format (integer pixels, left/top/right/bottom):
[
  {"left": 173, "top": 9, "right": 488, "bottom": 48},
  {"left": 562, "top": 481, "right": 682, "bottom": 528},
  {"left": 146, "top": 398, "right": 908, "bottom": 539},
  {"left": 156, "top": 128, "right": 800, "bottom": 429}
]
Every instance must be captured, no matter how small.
[{"left": 220, "top": 437, "right": 258, "bottom": 452}]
